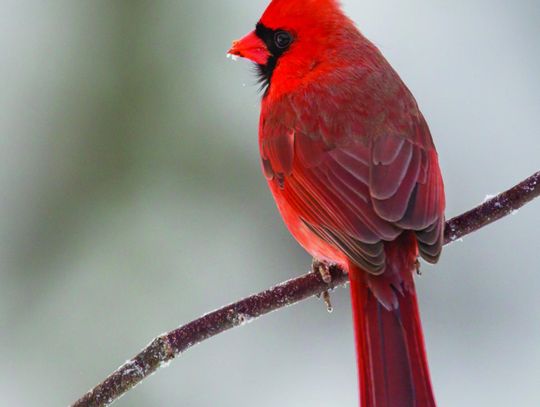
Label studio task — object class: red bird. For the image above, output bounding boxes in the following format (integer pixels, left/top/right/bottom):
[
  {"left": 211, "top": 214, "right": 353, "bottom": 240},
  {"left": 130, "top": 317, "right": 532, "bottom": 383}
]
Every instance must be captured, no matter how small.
[{"left": 229, "top": 1, "right": 445, "bottom": 406}]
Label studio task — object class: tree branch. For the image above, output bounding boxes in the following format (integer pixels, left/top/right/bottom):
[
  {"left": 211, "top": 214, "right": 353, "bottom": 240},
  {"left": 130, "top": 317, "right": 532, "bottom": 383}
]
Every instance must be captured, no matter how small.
[{"left": 72, "top": 170, "right": 540, "bottom": 407}]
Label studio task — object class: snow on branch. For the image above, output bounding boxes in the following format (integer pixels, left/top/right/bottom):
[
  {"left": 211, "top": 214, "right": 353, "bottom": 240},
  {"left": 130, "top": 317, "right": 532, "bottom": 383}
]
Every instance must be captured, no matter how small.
[{"left": 72, "top": 170, "right": 539, "bottom": 407}]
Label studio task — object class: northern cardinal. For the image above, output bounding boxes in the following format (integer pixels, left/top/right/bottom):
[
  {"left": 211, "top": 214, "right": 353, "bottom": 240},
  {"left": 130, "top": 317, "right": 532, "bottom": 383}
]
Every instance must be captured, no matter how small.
[{"left": 228, "top": 1, "right": 445, "bottom": 406}]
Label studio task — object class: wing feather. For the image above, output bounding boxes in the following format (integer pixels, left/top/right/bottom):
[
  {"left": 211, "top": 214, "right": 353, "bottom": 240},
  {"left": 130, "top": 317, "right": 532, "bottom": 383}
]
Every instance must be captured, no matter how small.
[{"left": 260, "top": 71, "right": 445, "bottom": 271}]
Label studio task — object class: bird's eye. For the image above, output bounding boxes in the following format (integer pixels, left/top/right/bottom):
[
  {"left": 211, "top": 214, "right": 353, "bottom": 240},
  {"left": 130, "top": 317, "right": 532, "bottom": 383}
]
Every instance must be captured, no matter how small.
[{"left": 274, "top": 31, "right": 292, "bottom": 49}]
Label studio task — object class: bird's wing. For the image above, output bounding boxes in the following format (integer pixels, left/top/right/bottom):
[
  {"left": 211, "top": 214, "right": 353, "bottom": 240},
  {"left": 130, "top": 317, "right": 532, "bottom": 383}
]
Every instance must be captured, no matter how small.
[{"left": 260, "top": 67, "right": 445, "bottom": 273}]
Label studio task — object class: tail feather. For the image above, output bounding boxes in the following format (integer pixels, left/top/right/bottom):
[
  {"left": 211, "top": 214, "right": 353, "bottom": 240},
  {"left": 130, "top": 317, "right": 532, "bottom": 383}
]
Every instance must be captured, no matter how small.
[{"left": 350, "top": 270, "right": 435, "bottom": 407}]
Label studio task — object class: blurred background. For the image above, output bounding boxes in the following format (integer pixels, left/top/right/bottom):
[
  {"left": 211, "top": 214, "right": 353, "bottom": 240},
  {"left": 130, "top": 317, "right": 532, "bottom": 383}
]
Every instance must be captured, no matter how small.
[{"left": 0, "top": 0, "right": 539, "bottom": 406}]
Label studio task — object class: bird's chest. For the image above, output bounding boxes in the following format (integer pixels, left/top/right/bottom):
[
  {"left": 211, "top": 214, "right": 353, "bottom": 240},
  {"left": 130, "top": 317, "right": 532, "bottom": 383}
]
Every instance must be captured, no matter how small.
[{"left": 264, "top": 167, "right": 347, "bottom": 266}]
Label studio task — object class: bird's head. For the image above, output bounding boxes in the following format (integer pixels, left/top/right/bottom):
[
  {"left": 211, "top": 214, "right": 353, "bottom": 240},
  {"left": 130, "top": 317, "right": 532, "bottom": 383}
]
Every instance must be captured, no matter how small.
[{"left": 228, "top": 0, "right": 355, "bottom": 95}]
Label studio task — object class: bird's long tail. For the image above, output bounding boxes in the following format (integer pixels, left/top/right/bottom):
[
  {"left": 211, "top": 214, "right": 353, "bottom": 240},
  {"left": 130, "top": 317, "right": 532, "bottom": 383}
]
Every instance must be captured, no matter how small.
[{"left": 349, "top": 258, "right": 436, "bottom": 407}]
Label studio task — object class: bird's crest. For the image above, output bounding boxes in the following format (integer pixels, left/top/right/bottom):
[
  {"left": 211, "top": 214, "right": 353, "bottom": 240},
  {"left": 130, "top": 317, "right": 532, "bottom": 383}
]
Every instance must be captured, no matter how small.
[{"left": 260, "top": 0, "right": 345, "bottom": 31}]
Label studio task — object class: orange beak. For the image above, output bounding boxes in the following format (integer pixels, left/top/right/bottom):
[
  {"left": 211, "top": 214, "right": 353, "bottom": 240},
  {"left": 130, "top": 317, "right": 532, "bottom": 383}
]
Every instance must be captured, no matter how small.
[{"left": 228, "top": 31, "right": 270, "bottom": 65}]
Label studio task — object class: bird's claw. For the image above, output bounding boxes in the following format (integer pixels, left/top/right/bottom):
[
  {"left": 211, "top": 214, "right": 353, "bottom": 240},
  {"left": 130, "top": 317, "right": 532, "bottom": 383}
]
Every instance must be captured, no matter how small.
[
  {"left": 321, "top": 291, "right": 333, "bottom": 313},
  {"left": 415, "top": 259, "right": 422, "bottom": 275}
]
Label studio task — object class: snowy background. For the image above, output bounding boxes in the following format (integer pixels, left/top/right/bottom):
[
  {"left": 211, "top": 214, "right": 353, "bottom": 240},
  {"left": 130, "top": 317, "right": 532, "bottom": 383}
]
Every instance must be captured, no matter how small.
[{"left": 0, "top": 0, "right": 539, "bottom": 406}]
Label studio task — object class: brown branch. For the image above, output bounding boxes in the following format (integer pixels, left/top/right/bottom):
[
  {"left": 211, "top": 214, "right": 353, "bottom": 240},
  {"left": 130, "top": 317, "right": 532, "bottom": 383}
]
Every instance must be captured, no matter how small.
[{"left": 72, "top": 170, "right": 540, "bottom": 407}]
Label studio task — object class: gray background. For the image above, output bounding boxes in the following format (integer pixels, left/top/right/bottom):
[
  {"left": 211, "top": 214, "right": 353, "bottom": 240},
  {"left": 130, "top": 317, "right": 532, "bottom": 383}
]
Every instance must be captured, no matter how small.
[{"left": 1, "top": 1, "right": 539, "bottom": 406}]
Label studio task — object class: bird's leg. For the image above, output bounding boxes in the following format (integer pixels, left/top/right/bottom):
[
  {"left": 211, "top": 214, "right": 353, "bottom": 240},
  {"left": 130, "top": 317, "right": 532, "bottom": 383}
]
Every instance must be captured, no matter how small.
[{"left": 312, "top": 258, "right": 333, "bottom": 313}]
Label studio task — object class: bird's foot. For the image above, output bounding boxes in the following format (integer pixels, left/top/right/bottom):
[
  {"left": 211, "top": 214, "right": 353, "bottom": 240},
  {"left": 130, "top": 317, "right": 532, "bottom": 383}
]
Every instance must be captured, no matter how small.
[
  {"left": 312, "top": 259, "right": 334, "bottom": 313},
  {"left": 312, "top": 258, "right": 332, "bottom": 284},
  {"left": 414, "top": 259, "right": 422, "bottom": 275}
]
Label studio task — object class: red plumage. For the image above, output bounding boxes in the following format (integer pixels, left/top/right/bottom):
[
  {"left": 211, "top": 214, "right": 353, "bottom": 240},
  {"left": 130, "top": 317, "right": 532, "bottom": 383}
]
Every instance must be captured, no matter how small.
[{"left": 229, "top": 1, "right": 445, "bottom": 405}]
